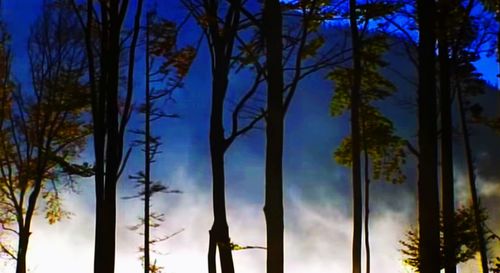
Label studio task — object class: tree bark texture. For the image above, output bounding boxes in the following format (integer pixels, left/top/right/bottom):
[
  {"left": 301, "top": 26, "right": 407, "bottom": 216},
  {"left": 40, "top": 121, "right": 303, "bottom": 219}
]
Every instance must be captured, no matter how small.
[
  {"left": 204, "top": 2, "right": 239, "bottom": 272},
  {"left": 263, "top": 1, "right": 285, "bottom": 273},
  {"left": 84, "top": 1, "right": 144, "bottom": 273},
  {"left": 457, "top": 87, "right": 489, "bottom": 273},
  {"left": 438, "top": 2, "right": 456, "bottom": 272},
  {"left": 416, "top": 2, "right": 440, "bottom": 273},
  {"left": 348, "top": 1, "right": 363, "bottom": 273}
]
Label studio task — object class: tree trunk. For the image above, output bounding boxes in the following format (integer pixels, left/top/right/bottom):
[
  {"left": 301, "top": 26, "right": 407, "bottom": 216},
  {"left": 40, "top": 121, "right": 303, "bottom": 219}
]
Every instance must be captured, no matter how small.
[
  {"left": 88, "top": 1, "right": 105, "bottom": 270},
  {"left": 201, "top": 1, "right": 240, "bottom": 272},
  {"left": 208, "top": 229, "right": 217, "bottom": 273},
  {"left": 209, "top": 141, "right": 234, "bottom": 273},
  {"left": 457, "top": 87, "right": 489, "bottom": 273},
  {"left": 15, "top": 229, "right": 29, "bottom": 273},
  {"left": 89, "top": 1, "right": 144, "bottom": 272},
  {"left": 263, "top": 1, "right": 285, "bottom": 273},
  {"left": 209, "top": 62, "right": 234, "bottom": 273},
  {"left": 363, "top": 148, "right": 370, "bottom": 273},
  {"left": 416, "top": 2, "right": 440, "bottom": 273},
  {"left": 349, "top": 0, "right": 362, "bottom": 272},
  {"left": 15, "top": 172, "right": 44, "bottom": 273},
  {"left": 102, "top": 3, "right": 121, "bottom": 270},
  {"left": 438, "top": 2, "right": 456, "bottom": 272},
  {"left": 93, "top": 3, "right": 117, "bottom": 273},
  {"left": 144, "top": 13, "right": 151, "bottom": 273}
]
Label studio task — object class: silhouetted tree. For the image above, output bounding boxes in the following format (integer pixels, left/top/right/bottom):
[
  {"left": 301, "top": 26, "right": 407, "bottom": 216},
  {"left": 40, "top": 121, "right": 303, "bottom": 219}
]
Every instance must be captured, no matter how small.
[
  {"left": 70, "top": 0, "right": 144, "bottom": 272},
  {"left": 386, "top": 1, "right": 492, "bottom": 271},
  {"left": 182, "top": 1, "right": 268, "bottom": 272},
  {"left": 0, "top": 9, "right": 17, "bottom": 265},
  {"left": 0, "top": 4, "right": 92, "bottom": 273},
  {"left": 125, "top": 10, "right": 194, "bottom": 273},
  {"left": 456, "top": 70, "right": 491, "bottom": 273},
  {"left": 261, "top": 1, "right": 286, "bottom": 273},
  {"left": 449, "top": 2, "right": 492, "bottom": 271},
  {"left": 415, "top": 1, "right": 440, "bottom": 273},
  {"left": 437, "top": 0, "right": 455, "bottom": 271},
  {"left": 258, "top": 1, "right": 346, "bottom": 272},
  {"left": 218, "top": 2, "right": 348, "bottom": 272},
  {"left": 347, "top": 0, "right": 363, "bottom": 272},
  {"left": 184, "top": 2, "right": 341, "bottom": 273},
  {"left": 330, "top": 6, "right": 405, "bottom": 273},
  {"left": 478, "top": 0, "right": 500, "bottom": 84},
  {"left": 400, "top": 206, "right": 492, "bottom": 272}
]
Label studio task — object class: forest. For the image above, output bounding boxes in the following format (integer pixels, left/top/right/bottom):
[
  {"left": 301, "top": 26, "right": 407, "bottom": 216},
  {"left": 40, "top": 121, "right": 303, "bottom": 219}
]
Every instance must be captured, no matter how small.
[{"left": 0, "top": 0, "right": 499, "bottom": 273}]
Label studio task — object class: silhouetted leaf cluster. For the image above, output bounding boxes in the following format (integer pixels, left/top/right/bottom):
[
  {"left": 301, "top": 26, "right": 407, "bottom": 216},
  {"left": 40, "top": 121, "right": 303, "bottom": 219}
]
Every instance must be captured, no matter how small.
[{"left": 400, "top": 206, "right": 491, "bottom": 271}]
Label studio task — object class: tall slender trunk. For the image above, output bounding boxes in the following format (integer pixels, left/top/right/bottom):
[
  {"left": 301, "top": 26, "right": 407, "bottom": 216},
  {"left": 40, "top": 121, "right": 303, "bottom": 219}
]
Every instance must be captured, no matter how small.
[
  {"left": 102, "top": 4, "right": 121, "bottom": 270},
  {"left": 92, "top": 3, "right": 119, "bottom": 273},
  {"left": 446, "top": 0, "right": 488, "bottom": 270},
  {"left": 349, "top": 0, "right": 362, "bottom": 272},
  {"left": 83, "top": 1, "right": 105, "bottom": 272},
  {"left": 144, "top": 13, "right": 151, "bottom": 273},
  {"left": 457, "top": 87, "right": 489, "bottom": 273},
  {"left": 438, "top": 1, "right": 456, "bottom": 272},
  {"left": 15, "top": 229, "right": 29, "bottom": 273},
  {"left": 263, "top": 1, "right": 285, "bottom": 273},
  {"left": 363, "top": 148, "right": 370, "bottom": 273},
  {"left": 15, "top": 170, "right": 44, "bottom": 273},
  {"left": 202, "top": 1, "right": 239, "bottom": 272},
  {"left": 416, "top": 2, "right": 440, "bottom": 273},
  {"left": 209, "top": 138, "right": 234, "bottom": 273},
  {"left": 208, "top": 228, "right": 217, "bottom": 273},
  {"left": 88, "top": 1, "right": 143, "bottom": 272},
  {"left": 209, "top": 64, "right": 234, "bottom": 273}
]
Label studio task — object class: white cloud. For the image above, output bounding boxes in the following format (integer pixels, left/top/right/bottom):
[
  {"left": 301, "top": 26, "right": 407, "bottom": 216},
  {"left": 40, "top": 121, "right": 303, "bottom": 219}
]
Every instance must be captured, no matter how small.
[{"left": 1, "top": 167, "right": 495, "bottom": 273}]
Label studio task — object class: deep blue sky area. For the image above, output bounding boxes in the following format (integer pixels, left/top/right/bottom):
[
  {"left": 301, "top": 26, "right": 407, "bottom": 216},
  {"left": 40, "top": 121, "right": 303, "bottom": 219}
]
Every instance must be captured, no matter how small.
[
  {"left": 3, "top": 0, "right": 497, "bottom": 193},
  {"left": 2, "top": 0, "right": 499, "bottom": 210}
]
